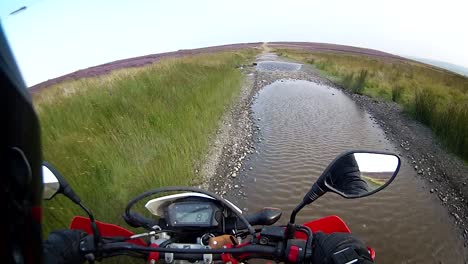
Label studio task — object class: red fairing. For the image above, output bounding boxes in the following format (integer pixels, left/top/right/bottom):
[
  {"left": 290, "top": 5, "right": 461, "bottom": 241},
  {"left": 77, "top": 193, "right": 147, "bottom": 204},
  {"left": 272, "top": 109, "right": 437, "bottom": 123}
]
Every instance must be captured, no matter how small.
[
  {"left": 295, "top": 215, "right": 351, "bottom": 239},
  {"left": 70, "top": 216, "right": 146, "bottom": 246},
  {"left": 295, "top": 215, "right": 375, "bottom": 261}
]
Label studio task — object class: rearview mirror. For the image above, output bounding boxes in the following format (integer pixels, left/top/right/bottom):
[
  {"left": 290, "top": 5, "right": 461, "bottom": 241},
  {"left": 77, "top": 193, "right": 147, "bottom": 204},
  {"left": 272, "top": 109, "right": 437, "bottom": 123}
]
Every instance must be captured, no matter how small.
[
  {"left": 42, "top": 163, "right": 61, "bottom": 200},
  {"left": 323, "top": 151, "right": 400, "bottom": 198},
  {"left": 41, "top": 161, "right": 81, "bottom": 204},
  {"left": 290, "top": 150, "right": 400, "bottom": 225}
]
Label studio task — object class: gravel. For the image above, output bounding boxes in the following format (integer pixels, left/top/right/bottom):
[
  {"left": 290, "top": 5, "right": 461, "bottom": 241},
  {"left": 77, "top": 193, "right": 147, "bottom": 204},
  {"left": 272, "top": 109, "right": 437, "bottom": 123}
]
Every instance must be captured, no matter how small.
[{"left": 197, "top": 64, "right": 257, "bottom": 198}]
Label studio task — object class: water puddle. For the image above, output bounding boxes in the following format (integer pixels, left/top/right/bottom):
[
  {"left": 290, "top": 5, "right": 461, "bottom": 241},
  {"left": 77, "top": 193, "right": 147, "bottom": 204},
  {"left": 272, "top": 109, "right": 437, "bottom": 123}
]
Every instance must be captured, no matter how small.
[
  {"left": 256, "top": 61, "right": 302, "bottom": 72},
  {"left": 234, "top": 80, "right": 465, "bottom": 263},
  {"left": 257, "top": 53, "right": 280, "bottom": 61}
]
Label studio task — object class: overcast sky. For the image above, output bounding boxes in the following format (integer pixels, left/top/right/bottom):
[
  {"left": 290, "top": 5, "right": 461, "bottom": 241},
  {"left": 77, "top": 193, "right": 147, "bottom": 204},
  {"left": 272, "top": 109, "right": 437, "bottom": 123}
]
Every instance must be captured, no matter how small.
[
  {"left": 1, "top": 0, "right": 467, "bottom": 87},
  {"left": 354, "top": 153, "right": 398, "bottom": 173}
]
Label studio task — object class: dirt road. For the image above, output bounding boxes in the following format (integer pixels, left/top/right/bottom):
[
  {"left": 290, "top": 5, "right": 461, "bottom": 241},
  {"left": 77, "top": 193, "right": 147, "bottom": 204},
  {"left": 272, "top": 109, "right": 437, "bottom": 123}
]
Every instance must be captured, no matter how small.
[{"left": 203, "top": 47, "right": 468, "bottom": 262}]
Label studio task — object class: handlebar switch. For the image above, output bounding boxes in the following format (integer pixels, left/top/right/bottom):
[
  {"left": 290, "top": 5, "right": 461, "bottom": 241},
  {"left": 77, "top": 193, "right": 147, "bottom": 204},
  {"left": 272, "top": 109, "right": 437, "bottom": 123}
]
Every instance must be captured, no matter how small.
[
  {"left": 79, "top": 236, "right": 96, "bottom": 254},
  {"left": 79, "top": 236, "right": 97, "bottom": 262},
  {"left": 285, "top": 239, "right": 306, "bottom": 263},
  {"left": 259, "top": 226, "right": 286, "bottom": 243}
]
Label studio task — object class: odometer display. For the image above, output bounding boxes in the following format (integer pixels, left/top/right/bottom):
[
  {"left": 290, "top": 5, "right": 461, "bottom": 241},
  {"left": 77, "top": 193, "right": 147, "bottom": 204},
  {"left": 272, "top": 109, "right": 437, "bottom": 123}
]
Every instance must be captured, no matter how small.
[{"left": 169, "top": 202, "right": 214, "bottom": 226}]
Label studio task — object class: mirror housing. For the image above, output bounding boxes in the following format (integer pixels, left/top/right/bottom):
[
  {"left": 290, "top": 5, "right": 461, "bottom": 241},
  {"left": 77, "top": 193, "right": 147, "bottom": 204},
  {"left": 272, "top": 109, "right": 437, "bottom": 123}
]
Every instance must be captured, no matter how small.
[
  {"left": 324, "top": 151, "right": 400, "bottom": 198},
  {"left": 306, "top": 150, "right": 400, "bottom": 202},
  {"left": 42, "top": 161, "right": 81, "bottom": 204},
  {"left": 42, "top": 164, "right": 60, "bottom": 200},
  {"left": 290, "top": 150, "right": 400, "bottom": 225}
]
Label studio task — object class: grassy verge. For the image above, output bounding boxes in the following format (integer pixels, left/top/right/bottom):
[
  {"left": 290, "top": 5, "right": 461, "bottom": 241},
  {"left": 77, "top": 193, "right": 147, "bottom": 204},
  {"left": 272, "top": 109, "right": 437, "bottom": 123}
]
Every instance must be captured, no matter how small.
[
  {"left": 34, "top": 49, "right": 257, "bottom": 234},
  {"left": 276, "top": 48, "right": 468, "bottom": 161}
]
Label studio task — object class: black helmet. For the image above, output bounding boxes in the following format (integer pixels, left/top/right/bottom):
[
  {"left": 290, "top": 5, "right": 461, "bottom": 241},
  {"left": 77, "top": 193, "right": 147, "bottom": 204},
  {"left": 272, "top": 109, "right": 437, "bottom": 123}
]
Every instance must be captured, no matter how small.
[{"left": 1, "top": 24, "right": 44, "bottom": 263}]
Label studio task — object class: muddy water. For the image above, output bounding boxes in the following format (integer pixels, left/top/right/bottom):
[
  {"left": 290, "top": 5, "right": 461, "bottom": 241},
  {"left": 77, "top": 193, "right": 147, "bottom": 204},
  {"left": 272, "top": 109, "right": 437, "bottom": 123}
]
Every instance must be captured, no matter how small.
[
  {"left": 256, "top": 61, "right": 302, "bottom": 71},
  {"left": 233, "top": 79, "right": 466, "bottom": 263}
]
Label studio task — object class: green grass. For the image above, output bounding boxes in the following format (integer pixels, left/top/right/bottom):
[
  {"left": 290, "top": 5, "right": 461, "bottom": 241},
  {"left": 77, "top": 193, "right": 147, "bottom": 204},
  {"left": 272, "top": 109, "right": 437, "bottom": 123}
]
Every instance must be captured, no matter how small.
[
  {"left": 391, "top": 85, "right": 404, "bottom": 102},
  {"left": 361, "top": 175, "right": 385, "bottom": 189},
  {"left": 276, "top": 48, "right": 468, "bottom": 161},
  {"left": 34, "top": 49, "right": 257, "bottom": 235},
  {"left": 340, "top": 70, "right": 368, "bottom": 94}
]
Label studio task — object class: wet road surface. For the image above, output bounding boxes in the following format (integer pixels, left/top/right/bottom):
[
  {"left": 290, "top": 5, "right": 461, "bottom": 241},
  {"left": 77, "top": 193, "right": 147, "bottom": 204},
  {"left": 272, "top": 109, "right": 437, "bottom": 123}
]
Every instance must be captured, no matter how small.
[{"left": 228, "top": 54, "right": 467, "bottom": 263}]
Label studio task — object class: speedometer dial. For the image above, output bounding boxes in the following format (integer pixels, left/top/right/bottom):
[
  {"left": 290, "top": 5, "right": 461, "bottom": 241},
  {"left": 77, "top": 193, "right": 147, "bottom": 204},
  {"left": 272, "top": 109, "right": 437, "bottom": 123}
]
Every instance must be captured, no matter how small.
[
  {"left": 167, "top": 202, "right": 215, "bottom": 227},
  {"left": 175, "top": 209, "right": 210, "bottom": 224}
]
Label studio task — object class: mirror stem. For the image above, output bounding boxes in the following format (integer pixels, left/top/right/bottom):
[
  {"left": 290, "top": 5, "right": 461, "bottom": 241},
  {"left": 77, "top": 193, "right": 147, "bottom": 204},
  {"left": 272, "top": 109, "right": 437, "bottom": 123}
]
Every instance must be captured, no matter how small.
[
  {"left": 287, "top": 183, "right": 325, "bottom": 239},
  {"left": 289, "top": 201, "right": 306, "bottom": 225},
  {"left": 304, "top": 183, "right": 326, "bottom": 204},
  {"left": 78, "top": 202, "right": 101, "bottom": 248},
  {"left": 286, "top": 201, "right": 306, "bottom": 239},
  {"left": 290, "top": 183, "right": 326, "bottom": 224}
]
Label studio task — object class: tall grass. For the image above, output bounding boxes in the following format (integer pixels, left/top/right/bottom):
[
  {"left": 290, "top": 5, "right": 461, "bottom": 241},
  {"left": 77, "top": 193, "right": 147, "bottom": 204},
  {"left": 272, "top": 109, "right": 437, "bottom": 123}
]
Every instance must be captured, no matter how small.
[
  {"left": 340, "top": 70, "right": 368, "bottom": 94},
  {"left": 276, "top": 48, "right": 468, "bottom": 161},
  {"left": 391, "top": 85, "right": 404, "bottom": 102},
  {"left": 435, "top": 102, "right": 468, "bottom": 157},
  {"left": 34, "top": 50, "right": 257, "bottom": 234},
  {"left": 341, "top": 73, "right": 354, "bottom": 90},
  {"left": 413, "top": 87, "right": 437, "bottom": 125},
  {"left": 353, "top": 70, "right": 368, "bottom": 94},
  {"left": 413, "top": 88, "right": 468, "bottom": 158}
]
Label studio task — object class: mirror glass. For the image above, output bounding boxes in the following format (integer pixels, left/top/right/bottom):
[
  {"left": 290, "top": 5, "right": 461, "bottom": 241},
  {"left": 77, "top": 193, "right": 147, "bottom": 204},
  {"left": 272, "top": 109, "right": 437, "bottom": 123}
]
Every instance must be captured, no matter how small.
[
  {"left": 43, "top": 165, "right": 60, "bottom": 200},
  {"left": 325, "top": 152, "right": 399, "bottom": 197}
]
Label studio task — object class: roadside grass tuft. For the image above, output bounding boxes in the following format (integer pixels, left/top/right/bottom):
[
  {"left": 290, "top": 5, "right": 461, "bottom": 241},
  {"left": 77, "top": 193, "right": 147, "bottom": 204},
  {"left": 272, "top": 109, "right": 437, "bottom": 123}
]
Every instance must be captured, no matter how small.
[
  {"left": 341, "top": 73, "right": 354, "bottom": 90},
  {"left": 276, "top": 48, "right": 468, "bottom": 161},
  {"left": 413, "top": 87, "right": 437, "bottom": 125},
  {"left": 339, "top": 70, "right": 368, "bottom": 94},
  {"left": 352, "top": 70, "right": 368, "bottom": 94},
  {"left": 434, "top": 102, "right": 468, "bottom": 158},
  {"left": 391, "top": 85, "right": 404, "bottom": 102},
  {"left": 34, "top": 49, "right": 258, "bottom": 234}
]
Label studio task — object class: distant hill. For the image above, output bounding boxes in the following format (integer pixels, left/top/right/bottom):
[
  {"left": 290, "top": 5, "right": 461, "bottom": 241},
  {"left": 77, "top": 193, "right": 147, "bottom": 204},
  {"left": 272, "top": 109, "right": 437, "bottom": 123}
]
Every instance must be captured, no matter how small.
[
  {"left": 30, "top": 42, "right": 468, "bottom": 91},
  {"left": 405, "top": 57, "right": 468, "bottom": 77},
  {"left": 30, "top": 42, "right": 406, "bottom": 91},
  {"left": 29, "top": 43, "right": 261, "bottom": 92},
  {"left": 270, "top": 42, "right": 406, "bottom": 61}
]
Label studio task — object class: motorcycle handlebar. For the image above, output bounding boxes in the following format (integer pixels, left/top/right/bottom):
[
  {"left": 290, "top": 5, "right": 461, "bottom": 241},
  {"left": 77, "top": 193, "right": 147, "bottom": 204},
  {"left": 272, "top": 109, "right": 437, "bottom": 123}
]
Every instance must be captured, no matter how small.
[
  {"left": 101, "top": 242, "right": 279, "bottom": 255},
  {"left": 96, "top": 239, "right": 310, "bottom": 263},
  {"left": 82, "top": 224, "right": 312, "bottom": 263}
]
